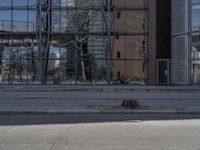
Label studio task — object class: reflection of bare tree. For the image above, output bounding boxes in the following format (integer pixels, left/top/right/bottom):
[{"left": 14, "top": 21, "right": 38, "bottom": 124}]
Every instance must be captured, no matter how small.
[
  {"left": 193, "top": 64, "right": 200, "bottom": 83},
  {"left": 0, "top": 40, "right": 38, "bottom": 83},
  {"left": 13, "top": 39, "right": 38, "bottom": 82},
  {"left": 132, "top": 37, "right": 147, "bottom": 75},
  {"left": 0, "top": 46, "right": 3, "bottom": 66},
  {"left": 12, "top": 46, "right": 26, "bottom": 82},
  {"left": 27, "top": 43, "right": 38, "bottom": 82},
  {"left": 0, "top": 45, "right": 4, "bottom": 81},
  {"left": 64, "top": 9, "right": 96, "bottom": 81}
]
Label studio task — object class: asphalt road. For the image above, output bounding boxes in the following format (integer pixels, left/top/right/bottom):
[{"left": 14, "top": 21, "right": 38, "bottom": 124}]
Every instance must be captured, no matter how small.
[{"left": 0, "top": 114, "right": 200, "bottom": 150}]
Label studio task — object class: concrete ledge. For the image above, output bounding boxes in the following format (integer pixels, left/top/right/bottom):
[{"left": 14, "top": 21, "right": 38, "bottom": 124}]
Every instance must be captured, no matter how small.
[
  {"left": 0, "top": 85, "right": 200, "bottom": 92},
  {"left": 1, "top": 108, "right": 200, "bottom": 115}
]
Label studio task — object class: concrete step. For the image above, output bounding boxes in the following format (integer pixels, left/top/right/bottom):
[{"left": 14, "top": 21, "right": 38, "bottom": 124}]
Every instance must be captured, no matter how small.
[{"left": 0, "top": 85, "right": 200, "bottom": 92}]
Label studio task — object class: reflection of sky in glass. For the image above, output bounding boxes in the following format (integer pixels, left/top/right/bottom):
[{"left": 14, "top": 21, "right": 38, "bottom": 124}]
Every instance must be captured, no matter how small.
[
  {"left": 0, "top": 0, "right": 74, "bottom": 24},
  {"left": 0, "top": 11, "right": 11, "bottom": 21},
  {"left": 192, "top": 0, "right": 200, "bottom": 4},
  {"left": 0, "top": 1, "right": 11, "bottom": 6},
  {"left": 192, "top": 5, "right": 200, "bottom": 27},
  {"left": 0, "top": 1, "right": 36, "bottom": 22},
  {"left": 13, "top": 0, "right": 28, "bottom": 6},
  {"left": 0, "top": 0, "right": 36, "bottom": 6}
]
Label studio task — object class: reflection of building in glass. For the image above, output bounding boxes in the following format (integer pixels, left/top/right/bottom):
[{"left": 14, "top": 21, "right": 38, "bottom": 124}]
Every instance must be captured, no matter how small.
[
  {"left": 113, "top": 1, "right": 147, "bottom": 83},
  {"left": 0, "top": 0, "right": 172, "bottom": 85}
]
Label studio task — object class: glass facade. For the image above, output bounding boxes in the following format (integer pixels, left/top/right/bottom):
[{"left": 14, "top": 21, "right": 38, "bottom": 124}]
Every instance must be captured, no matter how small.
[
  {"left": 192, "top": 0, "right": 200, "bottom": 83},
  {"left": 172, "top": 0, "right": 200, "bottom": 84},
  {"left": 0, "top": 0, "right": 148, "bottom": 85},
  {"left": 171, "top": 0, "right": 189, "bottom": 83}
]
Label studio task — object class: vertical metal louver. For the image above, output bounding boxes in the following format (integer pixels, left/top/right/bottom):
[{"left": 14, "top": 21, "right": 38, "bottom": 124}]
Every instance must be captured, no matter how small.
[
  {"left": 172, "top": 0, "right": 188, "bottom": 34},
  {"left": 171, "top": 0, "right": 189, "bottom": 83},
  {"left": 171, "top": 36, "right": 188, "bottom": 83}
]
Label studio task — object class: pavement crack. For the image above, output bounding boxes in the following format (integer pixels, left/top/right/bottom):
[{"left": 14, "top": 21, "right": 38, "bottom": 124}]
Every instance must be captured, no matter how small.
[
  {"left": 0, "top": 126, "right": 15, "bottom": 137},
  {"left": 50, "top": 126, "right": 72, "bottom": 150},
  {"left": 1, "top": 126, "right": 14, "bottom": 134},
  {"left": 50, "top": 135, "right": 63, "bottom": 150}
]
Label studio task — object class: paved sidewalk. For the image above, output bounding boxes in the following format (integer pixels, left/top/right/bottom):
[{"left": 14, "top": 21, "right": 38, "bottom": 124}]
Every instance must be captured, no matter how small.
[{"left": 0, "top": 85, "right": 200, "bottom": 114}]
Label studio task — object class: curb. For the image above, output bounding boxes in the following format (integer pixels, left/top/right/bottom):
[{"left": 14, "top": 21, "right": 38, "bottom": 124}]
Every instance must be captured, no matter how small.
[
  {"left": 0, "top": 89, "right": 200, "bottom": 93},
  {"left": 1, "top": 86, "right": 200, "bottom": 93},
  {"left": 1, "top": 109, "right": 200, "bottom": 115}
]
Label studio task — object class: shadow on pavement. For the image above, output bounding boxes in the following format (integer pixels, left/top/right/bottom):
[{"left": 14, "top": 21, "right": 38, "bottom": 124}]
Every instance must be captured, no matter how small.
[{"left": 0, "top": 114, "right": 200, "bottom": 126}]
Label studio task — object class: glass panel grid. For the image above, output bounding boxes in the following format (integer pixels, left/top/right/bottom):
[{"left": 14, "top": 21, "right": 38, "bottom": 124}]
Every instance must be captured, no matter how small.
[{"left": 0, "top": 0, "right": 148, "bottom": 85}]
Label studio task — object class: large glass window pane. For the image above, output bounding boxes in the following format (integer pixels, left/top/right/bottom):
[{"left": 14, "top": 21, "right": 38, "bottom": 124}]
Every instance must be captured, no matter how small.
[
  {"left": 12, "top": 58, "right": 27, "bottom": 84},
  {"left": 60, "top": 11, "right": 67, "bottom": 32},
  {"left": 1, "top": 38, "right": 12, "bottom": 60},
  {"left": 0, "top": 1, "right": 11, "bottom": 7},
  {"left": 192, "top": 61, "right": 200, "bottom": 83},
  {"left": 28, "top": 11, "right": 36, "bottom": 32},
  {"left": 52, "top": 0, "right": 61, "bottom": 7},
  {"left": 92, "top": 0, "right": 103, "bottom": 8},
  {"left": 0, "top": 10, "right": 11, "bottom": 32},
  {"left": 13, "top": 10, "right": 28, "bottom": 32},
  {"left": 26, "top": 37, "right": 38, "bottom": 60},
  {"left": 192, "top": 5, "right": 200, "bottom": 31},
  {"left": 192, "top": 33, "right": 200, "bottom": 59},
  {"left": 27, "top": 60, "right": 40, "bottom": 84},
  {"left": 13, "top": 0, "right": 27, "bottom": 7},
  {"left": 29, "top": 0, "right": 36, "bottom": 5},
  {"left": 76, "top": 0, "right": 93, "bottom": 8},
  {"left": 92, "top": 60, "right": 107, "bottom": 84},
  {"left": 52, "top": 10, "right": 61, "bottom": 32},
  {"left": 192, "top": 4, "right": 200, "bottom": 83},
  {"left": 114, "top": 0, "right": 147, "bottom": 8},
  {"left": 192, "top": 0, "right": 200, "bottom": 4},
  {"left": 63, "top": 10, "right": 77, "bottom": 33},
  {"left": 114, "top": 10, "right": 147, "bottom": 33},
  {"left": 113, "top": 60, "right": 146, "bottom": 84},
  {"left": 0, "top": 59, "right": 12, "bottom": 84},
  {"left": 59, "top": 35, "right": 76, "bottom": 60},
  {"left": 113, "top": 35, "right": 147, "bottom": 60},
  {"left": 89, "top": 36, "right": 107, "bottom": 60}
]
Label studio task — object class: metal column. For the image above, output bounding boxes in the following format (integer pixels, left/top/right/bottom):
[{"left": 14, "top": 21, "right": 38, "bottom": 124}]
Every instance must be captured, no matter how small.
[
  {"left": 36, "top": 0, "right": 52, "bottom": 84},
  {"left": 103, "top": 0, "right": 115, "bottom": 84}
]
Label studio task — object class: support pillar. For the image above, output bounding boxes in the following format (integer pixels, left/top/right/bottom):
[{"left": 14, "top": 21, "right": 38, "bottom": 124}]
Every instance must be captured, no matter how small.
[{"left": 147, "top": 0, "right": 157, "bottom": 85}]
